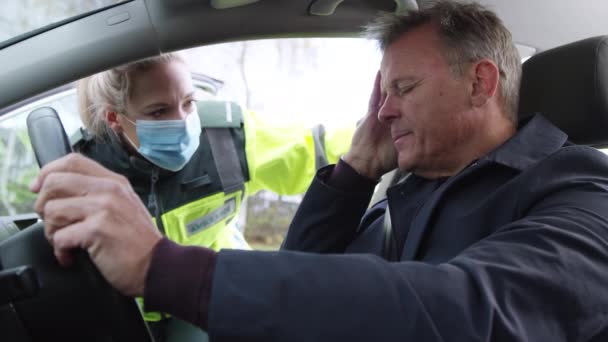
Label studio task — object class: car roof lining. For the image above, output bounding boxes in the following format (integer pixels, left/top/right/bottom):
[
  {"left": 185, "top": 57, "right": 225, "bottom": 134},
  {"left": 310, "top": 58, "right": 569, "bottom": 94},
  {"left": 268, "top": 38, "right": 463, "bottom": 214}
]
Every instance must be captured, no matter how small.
[
  {"left": 148, "top": 0, "right": 396, "bottom": 52},
  {"left": 210, "top": 0, "right": 262, "bottom": 10},
  {"left": 308, "top": 0, "right": 416, "bottom": 16}
]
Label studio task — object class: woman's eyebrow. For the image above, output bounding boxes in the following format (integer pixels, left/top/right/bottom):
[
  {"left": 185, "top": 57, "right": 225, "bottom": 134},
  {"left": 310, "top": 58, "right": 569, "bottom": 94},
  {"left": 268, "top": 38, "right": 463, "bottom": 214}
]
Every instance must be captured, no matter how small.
[{"left": 141, "top": 102, "right": 169, "bottom": 111}]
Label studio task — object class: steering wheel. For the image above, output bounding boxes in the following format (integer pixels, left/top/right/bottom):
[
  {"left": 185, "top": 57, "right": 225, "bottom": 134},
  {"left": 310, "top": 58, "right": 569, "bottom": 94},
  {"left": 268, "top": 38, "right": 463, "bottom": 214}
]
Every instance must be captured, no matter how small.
[{"left": 0, "top": 107, "right": 152, "bottom": 341}]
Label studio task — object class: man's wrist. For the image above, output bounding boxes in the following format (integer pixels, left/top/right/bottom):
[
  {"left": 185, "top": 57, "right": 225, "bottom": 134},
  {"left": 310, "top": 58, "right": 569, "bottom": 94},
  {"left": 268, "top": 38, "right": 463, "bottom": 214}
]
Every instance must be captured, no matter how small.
[
  {"left": 341, "top": 154, "right": 382, "bottom": 181},
  {"left": 323, "top": 158, "right": 378, "bottom": 192},
  {"left": 144, "top": 238, "right": 217, "bottom": 329}
]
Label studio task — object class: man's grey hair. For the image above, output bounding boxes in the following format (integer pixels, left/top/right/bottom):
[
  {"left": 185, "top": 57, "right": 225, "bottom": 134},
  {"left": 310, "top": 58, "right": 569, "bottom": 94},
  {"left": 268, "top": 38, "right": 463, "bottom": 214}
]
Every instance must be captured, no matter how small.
[{"left": 366, "top": 1, "right": 522, "bottom": 122}]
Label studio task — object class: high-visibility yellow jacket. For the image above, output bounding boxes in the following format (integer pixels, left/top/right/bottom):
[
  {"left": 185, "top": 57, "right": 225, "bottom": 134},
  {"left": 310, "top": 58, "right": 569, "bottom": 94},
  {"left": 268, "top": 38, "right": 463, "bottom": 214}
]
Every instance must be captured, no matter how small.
[{"left": 72, "top": 100, "right": 354, "bottom": 321}]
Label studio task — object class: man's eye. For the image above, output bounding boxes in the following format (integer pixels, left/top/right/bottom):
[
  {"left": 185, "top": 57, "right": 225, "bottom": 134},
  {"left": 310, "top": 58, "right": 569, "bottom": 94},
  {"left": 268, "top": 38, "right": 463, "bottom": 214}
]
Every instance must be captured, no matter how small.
[{"left": 397, "top": 86, "right": 414, "bottom": 96}]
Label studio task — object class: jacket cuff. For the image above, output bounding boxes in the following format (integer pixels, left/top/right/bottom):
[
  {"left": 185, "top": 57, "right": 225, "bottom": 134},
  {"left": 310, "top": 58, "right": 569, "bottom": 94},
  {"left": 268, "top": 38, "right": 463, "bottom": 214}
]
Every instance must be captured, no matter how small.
[
  {"left": 321, "top": 159, "right": 378, "bottom": 192},
  {"left": 144, "top": 238, "right": 217, "bottom": 330}
]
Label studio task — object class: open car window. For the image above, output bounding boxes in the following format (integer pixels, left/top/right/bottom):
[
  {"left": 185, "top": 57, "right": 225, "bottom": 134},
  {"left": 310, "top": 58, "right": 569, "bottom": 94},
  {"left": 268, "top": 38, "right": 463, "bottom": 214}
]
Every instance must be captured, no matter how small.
[
  {"left": 0, "top": 86, "right": 79, "bottom": 217},
  {"left": 0, "top": 37, "right": 381, "bottom": 250},
  {"left": 184, "top": 38, "right": 379, "bottom": 128},
  {"left": 0, "top": 75, "right": 219, "bottom": 217},
  {"left": 183, "top": 38, "right": 380, "bottom": 249}
]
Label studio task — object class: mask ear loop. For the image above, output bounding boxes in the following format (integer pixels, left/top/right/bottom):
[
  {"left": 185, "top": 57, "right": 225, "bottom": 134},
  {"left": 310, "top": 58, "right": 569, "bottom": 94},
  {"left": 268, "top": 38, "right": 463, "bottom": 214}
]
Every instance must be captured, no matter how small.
[
  {"left": 120, "top": 113, "right": 137, "bottom": 126},
  {"left": 117, "top": 113, "right": 140, "bottom": 151}
]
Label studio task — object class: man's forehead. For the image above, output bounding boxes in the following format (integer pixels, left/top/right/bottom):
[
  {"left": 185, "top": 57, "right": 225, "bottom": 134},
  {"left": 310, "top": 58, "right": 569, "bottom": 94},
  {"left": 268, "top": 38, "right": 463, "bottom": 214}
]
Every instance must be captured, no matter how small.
[
  {"left": 379, "top": 49, "right": 424, "bottom": 87},
  {"left": 379, "top": 27, "right": 447, "bottom": 83}
]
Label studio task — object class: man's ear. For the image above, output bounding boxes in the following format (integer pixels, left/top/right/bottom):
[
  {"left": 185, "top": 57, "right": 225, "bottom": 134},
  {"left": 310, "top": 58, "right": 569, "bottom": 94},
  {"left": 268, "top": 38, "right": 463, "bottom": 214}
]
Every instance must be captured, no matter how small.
[
  {"left": 106, "top": 111, "right": 123, "bottom": 133},
  {"left": 470, "top": 59, "right": 500, "bottom": 108}
]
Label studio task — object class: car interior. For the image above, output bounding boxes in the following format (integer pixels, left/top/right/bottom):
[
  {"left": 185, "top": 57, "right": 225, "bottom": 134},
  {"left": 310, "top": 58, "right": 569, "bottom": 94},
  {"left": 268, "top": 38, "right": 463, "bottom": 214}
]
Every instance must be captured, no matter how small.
[{"left": 0, "top": 0, "right": 607, "bottom": 341}]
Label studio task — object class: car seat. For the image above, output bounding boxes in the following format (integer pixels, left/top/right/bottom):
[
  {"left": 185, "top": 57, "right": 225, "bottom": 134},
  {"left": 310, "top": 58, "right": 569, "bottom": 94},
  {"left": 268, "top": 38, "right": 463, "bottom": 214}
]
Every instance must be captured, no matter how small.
[{"left": 518, "top": 35, "right": 608, "bottom": 145}]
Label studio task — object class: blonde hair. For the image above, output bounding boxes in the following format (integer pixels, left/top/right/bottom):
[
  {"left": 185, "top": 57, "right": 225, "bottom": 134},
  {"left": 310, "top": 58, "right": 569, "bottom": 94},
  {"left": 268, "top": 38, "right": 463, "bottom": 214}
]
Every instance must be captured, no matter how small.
[{"left": 77, "top": 53, "right": 185, "bottom": 138}]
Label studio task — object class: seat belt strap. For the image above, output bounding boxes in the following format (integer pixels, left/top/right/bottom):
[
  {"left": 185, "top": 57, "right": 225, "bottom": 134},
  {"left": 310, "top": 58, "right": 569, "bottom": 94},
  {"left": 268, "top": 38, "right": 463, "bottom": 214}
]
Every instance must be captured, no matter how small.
[
  {"left": 311, "top": 124, "right": 329, "bottom": 170},
  {"left": 381, "top": 171, "right": 410, "bottom": 261},
  {"left": 382, "top": 204, "right": 400, "bottom": 261},
  {"left": 205, "top": 127, "right": 245, "bottom": 195},
  {"left": 198, "top": 100, "right": 246, "bottom": 195}
]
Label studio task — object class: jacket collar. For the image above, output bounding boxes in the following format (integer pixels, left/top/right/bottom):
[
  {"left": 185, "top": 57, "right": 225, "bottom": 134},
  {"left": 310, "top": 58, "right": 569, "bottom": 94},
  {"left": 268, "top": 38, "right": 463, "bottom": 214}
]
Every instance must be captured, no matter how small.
[
  {"left": 93, "top": 131, "right": 162, "bottom": 177},
  {"left": 399, "top": 114, "right": 568, "bottom": 261},
  {"left": 481, "top": 114, "right": 568, "bottom": 171}
]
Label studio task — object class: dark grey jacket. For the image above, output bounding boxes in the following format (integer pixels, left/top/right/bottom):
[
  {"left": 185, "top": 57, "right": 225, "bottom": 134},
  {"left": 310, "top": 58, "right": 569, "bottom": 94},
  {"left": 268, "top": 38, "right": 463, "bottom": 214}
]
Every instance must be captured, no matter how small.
[{"left": 206, "top": 115, "right": 608, "bottom": 341}]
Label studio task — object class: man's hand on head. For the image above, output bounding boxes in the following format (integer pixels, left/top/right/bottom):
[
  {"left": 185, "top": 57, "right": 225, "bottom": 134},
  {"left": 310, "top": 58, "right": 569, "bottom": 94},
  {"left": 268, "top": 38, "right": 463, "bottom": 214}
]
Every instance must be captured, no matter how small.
[
  {"left": 30, "top": 153, "right": 163, "bottom": 297},
  {"left": 343, "top": 71, "right": 398, "bottom": 180}
]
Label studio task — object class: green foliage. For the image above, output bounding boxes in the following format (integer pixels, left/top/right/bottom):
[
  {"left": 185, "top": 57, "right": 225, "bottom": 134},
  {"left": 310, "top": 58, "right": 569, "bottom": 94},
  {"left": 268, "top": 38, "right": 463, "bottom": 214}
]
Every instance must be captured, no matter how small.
[
  {"left": 244, "top": 191, "right": 300, "bottom": 249},
  {"left": 4, "top": 167, "right": 38, "bottom": 215},
  {"left": 0, "top": 125, "right": 39, "bottom": 216}
]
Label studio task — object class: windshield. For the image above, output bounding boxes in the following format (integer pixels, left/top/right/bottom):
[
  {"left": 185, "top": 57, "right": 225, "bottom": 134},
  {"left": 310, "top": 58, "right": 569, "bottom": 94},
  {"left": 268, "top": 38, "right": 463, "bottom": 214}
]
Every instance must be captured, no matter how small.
[{"left": 0, "top": 0, "right": 126, "bottom": 46}]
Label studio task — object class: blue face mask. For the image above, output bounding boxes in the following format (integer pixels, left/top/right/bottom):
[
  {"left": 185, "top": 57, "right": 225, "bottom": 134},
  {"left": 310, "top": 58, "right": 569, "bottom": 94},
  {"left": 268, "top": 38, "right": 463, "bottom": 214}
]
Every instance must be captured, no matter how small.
[{"left": 123, "top": 110, "right": 201, "bottom": 172}]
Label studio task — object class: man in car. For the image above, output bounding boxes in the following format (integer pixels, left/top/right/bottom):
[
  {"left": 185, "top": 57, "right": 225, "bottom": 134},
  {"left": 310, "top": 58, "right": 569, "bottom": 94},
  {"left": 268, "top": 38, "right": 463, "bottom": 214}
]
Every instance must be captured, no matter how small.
[{"left": 32, "top": 1, "right": 608, "bottom": 340}]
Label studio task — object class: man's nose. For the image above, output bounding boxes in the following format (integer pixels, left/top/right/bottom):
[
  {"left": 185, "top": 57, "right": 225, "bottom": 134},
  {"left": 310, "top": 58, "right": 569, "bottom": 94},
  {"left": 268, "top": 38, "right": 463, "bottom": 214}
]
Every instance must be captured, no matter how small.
[{"left": 378, "top": 95, "right": 399, "bottom": 123}]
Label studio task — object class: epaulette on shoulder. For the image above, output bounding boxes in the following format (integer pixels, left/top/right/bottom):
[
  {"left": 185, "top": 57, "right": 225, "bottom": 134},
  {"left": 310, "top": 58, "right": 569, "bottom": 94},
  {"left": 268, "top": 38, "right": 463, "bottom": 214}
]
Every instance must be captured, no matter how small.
[{"left": 197, "top": 100, "right": 243, "bottom": 128}]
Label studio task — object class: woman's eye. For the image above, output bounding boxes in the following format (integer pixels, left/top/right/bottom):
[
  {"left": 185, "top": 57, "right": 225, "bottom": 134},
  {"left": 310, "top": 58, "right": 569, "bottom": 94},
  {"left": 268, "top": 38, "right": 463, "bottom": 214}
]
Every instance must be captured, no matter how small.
[
  {"left": 184, "top": 99, "right": 197, "bottom": 111},
  {"left": 147, "top": 108, "right": 167, "bottom": 118}
]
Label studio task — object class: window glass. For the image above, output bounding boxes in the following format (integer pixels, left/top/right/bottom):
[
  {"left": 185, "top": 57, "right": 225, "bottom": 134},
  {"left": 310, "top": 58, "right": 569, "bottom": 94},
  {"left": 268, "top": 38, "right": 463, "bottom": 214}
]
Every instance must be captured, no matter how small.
[
  {"left": 0, "top": 77, "right": 218, "bottom": 217},
  {"left": 184, "top": 38, "right": 380, "bottom": 128},
  {"left": 0, "top": 87, "right": 79, "bottom": 216},
  {"left": 183, "top": 38, "right": 382, "bottom": 249},
  {"left": 0, "top": 37, "right": 381, "bottom": 251}
]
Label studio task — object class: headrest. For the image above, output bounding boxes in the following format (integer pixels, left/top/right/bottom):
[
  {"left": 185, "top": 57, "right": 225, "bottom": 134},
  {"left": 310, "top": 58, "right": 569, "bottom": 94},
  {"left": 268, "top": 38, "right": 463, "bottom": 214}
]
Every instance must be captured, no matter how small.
[{"left": 518, "top": 36, "right": 608, "bottom": 146}]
